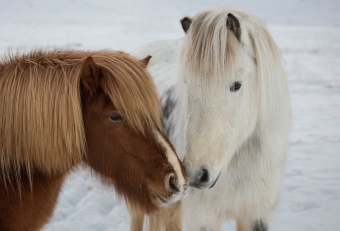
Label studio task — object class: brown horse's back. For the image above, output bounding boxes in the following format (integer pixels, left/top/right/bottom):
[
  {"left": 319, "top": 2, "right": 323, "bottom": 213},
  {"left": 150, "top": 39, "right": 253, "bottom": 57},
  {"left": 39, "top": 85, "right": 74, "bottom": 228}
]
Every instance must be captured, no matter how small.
[{"left": 0, "top": 172, "right": 66, "bottom": 231}]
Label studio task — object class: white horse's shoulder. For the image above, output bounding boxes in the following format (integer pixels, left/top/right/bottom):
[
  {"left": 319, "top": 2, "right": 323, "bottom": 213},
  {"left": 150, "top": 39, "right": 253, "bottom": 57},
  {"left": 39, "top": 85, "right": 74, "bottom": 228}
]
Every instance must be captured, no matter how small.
[
  {"left": 133, "top": 40, "right": 180, "bottom": 96},
  {"left": 132, "top": 40, "right": 179, "bottom": 68}
]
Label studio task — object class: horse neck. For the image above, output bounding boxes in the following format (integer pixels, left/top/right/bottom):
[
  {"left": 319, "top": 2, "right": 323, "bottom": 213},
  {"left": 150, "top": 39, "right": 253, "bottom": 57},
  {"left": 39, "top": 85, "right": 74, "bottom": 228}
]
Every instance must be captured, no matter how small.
[{"left": 162, "top": 83, "right": 187, "bottom": 161}]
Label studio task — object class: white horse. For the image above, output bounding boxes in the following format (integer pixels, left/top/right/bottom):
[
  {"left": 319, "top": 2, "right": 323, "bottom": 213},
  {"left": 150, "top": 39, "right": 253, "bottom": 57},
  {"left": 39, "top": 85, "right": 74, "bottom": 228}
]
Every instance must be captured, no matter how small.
[{"left": 130, "top": 6, "right": 292, "bottom": 231}]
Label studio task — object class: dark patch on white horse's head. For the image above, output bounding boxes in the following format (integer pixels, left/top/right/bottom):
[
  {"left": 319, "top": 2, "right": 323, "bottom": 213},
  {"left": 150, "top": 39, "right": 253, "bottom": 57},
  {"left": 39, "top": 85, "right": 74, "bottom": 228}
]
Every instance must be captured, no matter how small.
[
  {"left": 180, "top": 17, "right": 192, "bottom": 33},
  {"left": 162, "top": 87, "right": 176, "bottom": 137},
  {"left": 227, "top": 13, "right": 241, "bottom": 42}
]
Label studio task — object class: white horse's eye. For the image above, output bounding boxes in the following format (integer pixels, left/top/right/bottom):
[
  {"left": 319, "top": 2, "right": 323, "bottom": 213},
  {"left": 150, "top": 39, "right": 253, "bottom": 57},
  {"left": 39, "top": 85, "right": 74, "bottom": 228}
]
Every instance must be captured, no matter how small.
[{"left": 230, "top": 82, "right": 242, "bottom": 92}]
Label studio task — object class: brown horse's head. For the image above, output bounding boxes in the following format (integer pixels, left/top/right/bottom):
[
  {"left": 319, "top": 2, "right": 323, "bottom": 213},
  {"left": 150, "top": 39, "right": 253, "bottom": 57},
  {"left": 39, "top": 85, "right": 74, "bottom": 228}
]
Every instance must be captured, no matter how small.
[{"left": 79, "top": 53, "right": 188, "bottom": 213}]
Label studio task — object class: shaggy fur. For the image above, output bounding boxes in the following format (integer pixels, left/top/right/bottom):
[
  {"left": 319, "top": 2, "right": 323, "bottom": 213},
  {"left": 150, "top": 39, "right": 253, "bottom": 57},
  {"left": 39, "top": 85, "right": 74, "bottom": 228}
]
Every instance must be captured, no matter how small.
[
  {"left": 131, "top": 5, "right": 291, "bottom": 231},
  {"left": 0, "top": 49, "right": 188, "bottom": 231}
]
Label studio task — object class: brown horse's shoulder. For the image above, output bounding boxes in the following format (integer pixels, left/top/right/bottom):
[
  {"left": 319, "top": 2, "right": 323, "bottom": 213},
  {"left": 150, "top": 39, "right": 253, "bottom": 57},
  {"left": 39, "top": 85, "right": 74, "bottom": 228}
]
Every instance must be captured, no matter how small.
[{"left": 0, "top": 170, "right": 66, "bottom": 231}]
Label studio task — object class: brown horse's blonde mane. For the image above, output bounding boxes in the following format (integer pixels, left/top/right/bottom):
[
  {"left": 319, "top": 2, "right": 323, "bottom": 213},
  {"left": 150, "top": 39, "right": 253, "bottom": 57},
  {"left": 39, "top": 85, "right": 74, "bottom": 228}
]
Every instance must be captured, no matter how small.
[{"left": 0, "top": 49, "right": 161, "bottom": 179}]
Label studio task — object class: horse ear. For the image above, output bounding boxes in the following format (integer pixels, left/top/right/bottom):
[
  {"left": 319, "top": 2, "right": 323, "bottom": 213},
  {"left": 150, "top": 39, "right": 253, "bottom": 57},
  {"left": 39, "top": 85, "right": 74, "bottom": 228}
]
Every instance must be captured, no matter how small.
[
  {"left": 180, "top": 17, "right": 192, "bottom": 33},
  {"left": 140, "top": 55, "right": 152, "bottom": 67},
  {"left": 80, "top": 56, "right": 101, "bottom": 96},
  {"left": 227, "top": 13, "right": 241, "bottom": 42}
]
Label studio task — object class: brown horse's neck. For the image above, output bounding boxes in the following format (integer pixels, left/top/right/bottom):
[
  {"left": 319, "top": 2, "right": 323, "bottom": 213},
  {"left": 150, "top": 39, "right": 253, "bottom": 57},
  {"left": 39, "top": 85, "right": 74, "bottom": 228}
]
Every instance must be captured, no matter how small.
[{"left": 0, "top": 170, "right": 66, "bottom": 231}]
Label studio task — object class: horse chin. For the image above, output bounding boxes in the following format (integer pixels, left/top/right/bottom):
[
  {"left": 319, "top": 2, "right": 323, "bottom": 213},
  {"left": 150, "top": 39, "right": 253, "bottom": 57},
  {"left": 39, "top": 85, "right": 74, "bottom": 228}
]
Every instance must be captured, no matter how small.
[
  {"left": 151, "top": 192, "right": 170, "bottom": 207},
  {"left": 151, "top": 190, "right": 187, "bottom": 208}
]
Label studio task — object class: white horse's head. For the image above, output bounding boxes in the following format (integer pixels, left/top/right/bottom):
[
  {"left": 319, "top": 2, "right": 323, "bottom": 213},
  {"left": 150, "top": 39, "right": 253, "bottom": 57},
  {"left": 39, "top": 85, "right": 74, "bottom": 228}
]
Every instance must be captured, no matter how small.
[{"left": 178, "top": 7, "right": 289, "bottom": 189}]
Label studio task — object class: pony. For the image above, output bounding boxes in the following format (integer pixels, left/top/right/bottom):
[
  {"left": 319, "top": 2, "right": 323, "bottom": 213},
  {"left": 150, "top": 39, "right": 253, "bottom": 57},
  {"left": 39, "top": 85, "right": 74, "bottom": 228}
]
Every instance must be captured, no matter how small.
[
  {"left": 130, "top": 6, "right": 292, "bottom": 231},
  {"left": 0, "top": 49, "right": 188, "bottom": 231}
]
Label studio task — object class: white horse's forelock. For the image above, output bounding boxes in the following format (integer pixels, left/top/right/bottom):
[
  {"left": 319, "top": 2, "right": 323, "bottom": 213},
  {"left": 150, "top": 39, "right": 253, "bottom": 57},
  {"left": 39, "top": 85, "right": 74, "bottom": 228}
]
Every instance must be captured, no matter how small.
[{"left": 179, "top": 8, "right": 240, "bottom": 86}]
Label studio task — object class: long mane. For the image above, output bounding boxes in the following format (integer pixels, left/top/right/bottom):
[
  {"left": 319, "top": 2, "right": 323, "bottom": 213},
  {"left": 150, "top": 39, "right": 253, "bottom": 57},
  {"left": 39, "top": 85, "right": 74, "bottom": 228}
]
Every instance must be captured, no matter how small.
[
  {"left": 243, "top": 11, "right": 291, "bottom": 127},
  {"left": 0, "top": 49, "right": 161, "bottom": 179}
]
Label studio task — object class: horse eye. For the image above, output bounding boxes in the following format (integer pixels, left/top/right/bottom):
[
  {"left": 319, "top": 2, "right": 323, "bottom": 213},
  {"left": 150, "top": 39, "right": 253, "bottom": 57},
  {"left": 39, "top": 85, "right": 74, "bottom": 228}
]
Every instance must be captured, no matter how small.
[
  {"left": 230, "top": 82, "right": 242, "bottom": 92},
  {"left": 110, "top": 113, "right": 123, "bottom": 121}
]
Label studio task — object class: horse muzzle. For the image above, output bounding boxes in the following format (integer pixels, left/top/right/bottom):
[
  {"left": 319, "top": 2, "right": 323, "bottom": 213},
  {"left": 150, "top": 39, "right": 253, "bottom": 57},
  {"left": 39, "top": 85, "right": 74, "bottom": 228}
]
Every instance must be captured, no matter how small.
[{"left": 152, "top": 173, "right": 189, "bottom": 207}]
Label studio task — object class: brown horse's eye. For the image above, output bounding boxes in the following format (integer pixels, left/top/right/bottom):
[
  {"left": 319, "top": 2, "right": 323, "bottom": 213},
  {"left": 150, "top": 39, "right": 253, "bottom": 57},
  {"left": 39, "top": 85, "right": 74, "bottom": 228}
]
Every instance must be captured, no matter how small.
[
  {"left": 110, "top": 113, "right": 123, "bottom": 121},
  {"left": 230, "top": 82, "right": 242, "bottom": 92}
]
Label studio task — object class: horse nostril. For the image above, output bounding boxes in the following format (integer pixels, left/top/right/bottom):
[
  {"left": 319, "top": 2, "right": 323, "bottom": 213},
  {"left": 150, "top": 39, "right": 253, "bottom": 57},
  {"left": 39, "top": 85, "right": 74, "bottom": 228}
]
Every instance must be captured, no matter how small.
[
  {"left": 197, "top": 168, "right": 209, "bottom": 184},
  {"left": 169, "top": 175, "right": 179, "bottom": 192}
]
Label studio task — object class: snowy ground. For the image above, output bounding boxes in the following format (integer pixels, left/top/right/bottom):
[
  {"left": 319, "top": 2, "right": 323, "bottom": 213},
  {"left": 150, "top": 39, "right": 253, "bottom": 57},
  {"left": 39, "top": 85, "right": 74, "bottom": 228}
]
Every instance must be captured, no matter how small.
[{"left": 0, "top": 0, "right": 339, "bottom": 230}]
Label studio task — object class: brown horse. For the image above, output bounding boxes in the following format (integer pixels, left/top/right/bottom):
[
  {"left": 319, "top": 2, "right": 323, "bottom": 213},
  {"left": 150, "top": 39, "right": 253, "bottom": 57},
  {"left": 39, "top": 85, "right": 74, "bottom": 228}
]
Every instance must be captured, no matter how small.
[{"left": 0, "top": 49, "right": 188, "bottom": 231}]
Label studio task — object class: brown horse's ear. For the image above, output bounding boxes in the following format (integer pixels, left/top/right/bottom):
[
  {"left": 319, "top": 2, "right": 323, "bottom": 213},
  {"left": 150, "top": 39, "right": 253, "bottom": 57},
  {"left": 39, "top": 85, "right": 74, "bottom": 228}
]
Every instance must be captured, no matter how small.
[
  {"left": 140, "top": 55, "right": 152, "bottom": 67},
  {"left": 227, "top": 13, "right": 241, "bottom": 42},
  {"left": 180, "top": 17, "right": 192, "bottom": 33},
  {"left": 80, "top": 56, "right": 101, "bottom": 96}
]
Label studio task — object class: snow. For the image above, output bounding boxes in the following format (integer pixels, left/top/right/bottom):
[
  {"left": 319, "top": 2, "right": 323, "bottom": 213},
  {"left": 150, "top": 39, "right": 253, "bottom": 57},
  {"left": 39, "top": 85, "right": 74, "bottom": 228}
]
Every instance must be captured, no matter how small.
[{"left": 0, "top": 0, "right": 339, "bottom": 230}]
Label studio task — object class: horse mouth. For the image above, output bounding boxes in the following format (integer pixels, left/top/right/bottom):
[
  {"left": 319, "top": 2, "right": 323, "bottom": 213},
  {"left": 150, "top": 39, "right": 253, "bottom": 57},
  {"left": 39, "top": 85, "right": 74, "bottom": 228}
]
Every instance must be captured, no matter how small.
[
  {"left": 209, "top": 172, "right": 221, "bottom": 188},
  {"left": 189, "top": 171, "right": 221, "bottom": 189},
  {"left": 152, "top": 192, "right": 170, "bottom": 206},
  {"left": 152, "top": 191, "right": 186, "bottom": 207}
]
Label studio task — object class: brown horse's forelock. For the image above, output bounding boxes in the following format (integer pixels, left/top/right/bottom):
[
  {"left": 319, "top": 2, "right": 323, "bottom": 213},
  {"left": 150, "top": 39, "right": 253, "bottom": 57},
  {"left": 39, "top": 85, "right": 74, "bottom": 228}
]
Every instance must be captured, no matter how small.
[
  {"left": 92, "top": 52, "right": 162, "bottom": 135},
  {"left": 0, "top": 49, "right": 162, "bottom": 181}
]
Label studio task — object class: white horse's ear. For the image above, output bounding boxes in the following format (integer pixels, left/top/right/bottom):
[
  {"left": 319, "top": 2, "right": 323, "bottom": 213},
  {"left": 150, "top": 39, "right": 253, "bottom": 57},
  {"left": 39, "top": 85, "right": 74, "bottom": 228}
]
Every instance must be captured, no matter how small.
[
  {"left": 227, "top": 13, "right": 241, "bottom": 42},
  {"left": 180, "top": 17, "right": 192, "bottom": 33}
]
